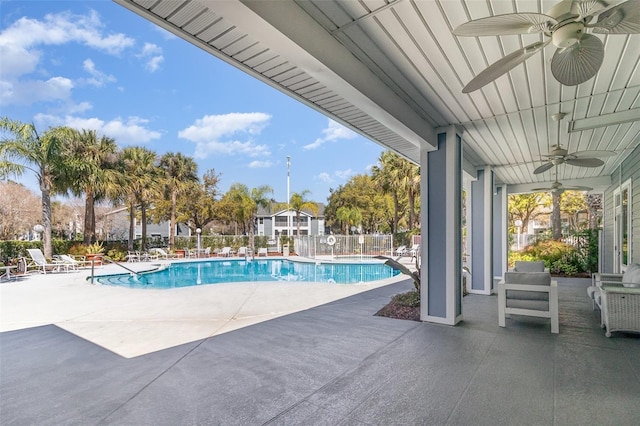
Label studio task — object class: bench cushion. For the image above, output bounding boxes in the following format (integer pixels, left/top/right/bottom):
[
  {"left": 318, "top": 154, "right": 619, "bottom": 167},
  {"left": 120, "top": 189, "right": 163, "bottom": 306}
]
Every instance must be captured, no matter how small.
[{"left": 504, "top": 272, "right": 551, "bottom": 301}]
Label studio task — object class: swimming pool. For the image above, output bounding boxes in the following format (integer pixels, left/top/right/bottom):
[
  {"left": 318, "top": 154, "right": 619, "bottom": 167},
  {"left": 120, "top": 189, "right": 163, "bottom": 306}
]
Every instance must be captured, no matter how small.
[{"left": 96, "top": 259, "right": 400, "bottom": 289}]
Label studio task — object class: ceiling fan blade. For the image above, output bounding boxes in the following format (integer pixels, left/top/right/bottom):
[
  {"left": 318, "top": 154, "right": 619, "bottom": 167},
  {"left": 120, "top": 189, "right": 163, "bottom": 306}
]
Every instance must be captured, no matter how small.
[
  {"left": 551, "top": 34, "right": 604, "bottom": 86},
  {"left": 531, "top": 187, "right": 552, "bottom": 192},
  {"left": 565, "top": 158, "right": 605, "bottom": 167},
  {"left": 591, "top": 0, "right": 640, "bottom": 34},
  {"left": 534, "top": 162, "right": 555, "bottom": 174},
  {"left": 463, "top": 40, "right": 550, "bottom": 93},
  {"left": 571, "top": 149, "right": 617, "bottom": 158},
  {"left": 563, "top": 185, "right": 594, "bottom": 191},
  {"left": 574, "top": 0, "right": 609, "bottom": 20},
  {"left": 453, "top": 13, "right": 555, "bottom": 36}
]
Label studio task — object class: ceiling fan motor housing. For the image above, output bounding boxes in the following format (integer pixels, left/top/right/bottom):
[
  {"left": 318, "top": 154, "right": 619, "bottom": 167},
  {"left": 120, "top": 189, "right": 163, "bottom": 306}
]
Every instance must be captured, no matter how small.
[{"left": 552, "top": 22, "right": 585, "bottom": 48}]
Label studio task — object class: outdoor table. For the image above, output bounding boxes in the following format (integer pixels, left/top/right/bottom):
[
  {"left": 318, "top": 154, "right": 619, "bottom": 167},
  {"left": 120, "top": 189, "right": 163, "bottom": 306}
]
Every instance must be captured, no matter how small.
[{"left": 0, "top": 265, "right": 18, "bottom": 282}]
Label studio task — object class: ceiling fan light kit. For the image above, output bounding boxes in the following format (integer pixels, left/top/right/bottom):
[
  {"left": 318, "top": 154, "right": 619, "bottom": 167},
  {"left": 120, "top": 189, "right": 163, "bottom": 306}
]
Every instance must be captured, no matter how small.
[{"left": 453, "top": 0, "right": 640, "bottom": 92}]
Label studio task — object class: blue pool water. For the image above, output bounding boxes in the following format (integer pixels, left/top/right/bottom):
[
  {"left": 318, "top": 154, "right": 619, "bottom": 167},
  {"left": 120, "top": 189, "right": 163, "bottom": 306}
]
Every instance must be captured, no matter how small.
[{"left": 96, "top": 259, "right": 400, "bottom": 289}]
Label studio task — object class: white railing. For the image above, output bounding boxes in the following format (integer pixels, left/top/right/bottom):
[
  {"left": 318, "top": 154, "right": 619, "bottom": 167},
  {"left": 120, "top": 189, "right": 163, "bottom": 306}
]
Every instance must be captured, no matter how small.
[{"left": 294, "top": 235, "right": 394, "bottom": 262}]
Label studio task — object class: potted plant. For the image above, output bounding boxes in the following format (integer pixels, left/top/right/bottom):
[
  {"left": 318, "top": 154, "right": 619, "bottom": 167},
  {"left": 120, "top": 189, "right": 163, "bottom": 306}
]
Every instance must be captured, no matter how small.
[{"left": 85, "top": 242, "right": 105, "bottom": 265}]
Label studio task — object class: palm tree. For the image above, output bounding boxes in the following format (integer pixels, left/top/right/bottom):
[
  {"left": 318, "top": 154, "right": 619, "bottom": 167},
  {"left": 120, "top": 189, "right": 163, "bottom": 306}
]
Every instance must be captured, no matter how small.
[
  {"left": 61, "top": 129, "right": 118, "bottom": 244},
  {"left": 158, "top": 153, "right": 198, "bottom": 249},
  {"left": 289, "top": 190, "right": 318, "bottom": 236},
  {"left": 119, "top": 147, "right": 159, "bottom": 251},
  {"left": 336, "top": 205, "right": 362, "bottom": 235},
  {"left": 227, "top": 183, "right": 273, "bottom": 253},
  {"left": 371, "top": 151, "right": 404, "bottom": 233},
  {"left": 0, "top": 118, "right": 71, "bottom": 258}
]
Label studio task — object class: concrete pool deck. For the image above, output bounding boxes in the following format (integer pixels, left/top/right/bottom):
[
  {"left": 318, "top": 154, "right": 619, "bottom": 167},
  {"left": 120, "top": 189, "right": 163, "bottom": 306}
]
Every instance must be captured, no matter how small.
[{"left": 0, "top": 258, "right": 409, "bottom": 358}]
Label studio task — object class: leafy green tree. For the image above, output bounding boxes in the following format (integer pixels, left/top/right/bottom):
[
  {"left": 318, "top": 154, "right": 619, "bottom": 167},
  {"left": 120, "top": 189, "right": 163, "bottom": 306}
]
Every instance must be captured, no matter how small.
[
  {"left": 0, "top": 118, "right": 71, "bottom": 258},
  {"left": 371, "top": 151, "right": 404, "bottom": 233},
  {"left": 586, "top": 193, "right": 602, "bottom": 229},
  {"left": 552, "top": 191, "right": 562, "bottom": 240},
  {"left": 180, "top": 169, "right": 221, "bottom": 232},
  {"left": 61, "top": 129, "right": 119, "bottom": 244},
  {"left": 560, "top": 190, "right": 588, "bottom": 232},
  {"left": 225, "top": 183, "right": 273, "bottom": 252},
  {"left": 290, "top": 190, "right": 318, "bottom": 236},
  {"left": 336, "top": 205, "right": 362, "bottom": 234},
  {"left": 158, "top": 152, "right": 198, "bottom": 248},
  {"left": 119, "top": 146, "right": 159, "bottom": 250},
  {"left": 508, "top": 193, "right": 551, "bottom": 231}
]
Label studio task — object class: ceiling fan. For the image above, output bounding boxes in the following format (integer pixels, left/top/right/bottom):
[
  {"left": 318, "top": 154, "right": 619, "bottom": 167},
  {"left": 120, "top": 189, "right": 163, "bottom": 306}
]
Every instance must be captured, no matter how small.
[
  {"left": 453, "top": 0, "right": 640, "bottom": 93},
  {"left": 532, "top": 179, "right": 593, "bottom": 193},
  {"left": 533, "top": 144, "right": 616, "bottom": 174}
]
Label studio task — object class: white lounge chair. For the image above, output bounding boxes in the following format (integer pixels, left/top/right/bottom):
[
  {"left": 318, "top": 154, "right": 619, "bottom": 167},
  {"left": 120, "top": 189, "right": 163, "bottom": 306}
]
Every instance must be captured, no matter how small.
[
  {"left": 237, "top": 246, "right": 251, "bottom": 257},
  {"left": 409, "top": 244, "right": 420, "bottom": 260},
  {"left": 150, "top": 248, "right": 181, "bottom": 259},
  {"left": 394, "top": 246, "right": 407, "bottom": 257},
  {"left": 54, "top": 254, "right": 90, "bottom": 270},
  {"left": 219, "top": 247, "right": 232, "bottom": 257},
  {"left": 257, "top": 248, "right": 268, "bottom": 257},
  {"left": 26, "top": 249, "right": 67, "bottom": 274}
]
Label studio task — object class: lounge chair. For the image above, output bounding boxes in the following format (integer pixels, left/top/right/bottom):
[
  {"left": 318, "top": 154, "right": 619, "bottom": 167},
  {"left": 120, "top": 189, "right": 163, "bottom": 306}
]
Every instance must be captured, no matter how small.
[
  {"left": 409, "top": 244, "right": 420, "bottom": 260},
  {"left": 54, "top": 254, "right": 90, "bottom": 270},
  {"left": 257, "top": 248, "right": 268, "bottom": 257},
  {"left": 237, "top": 246, "right": 251, "bottom": 257},
  {"left": 150, "top": 248, "right": 181, "bottom": 259},
  {"left": 219, "top": 247, "right": 232, "bottom": 257},
  {"left": 26, "top": 249, "right": 67, "bottom": 274},
  {"left": 394, "top": 246, "right": 407, "bottom": 257}
]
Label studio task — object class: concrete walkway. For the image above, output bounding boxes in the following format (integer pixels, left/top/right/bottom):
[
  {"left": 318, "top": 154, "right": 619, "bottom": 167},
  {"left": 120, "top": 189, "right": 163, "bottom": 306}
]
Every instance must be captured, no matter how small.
[
  {"left": 2, "top": 274, "right": 639, "bottom": 425},
  {"left": 0, "top": 259, "right": 407, "bottom": 358}
]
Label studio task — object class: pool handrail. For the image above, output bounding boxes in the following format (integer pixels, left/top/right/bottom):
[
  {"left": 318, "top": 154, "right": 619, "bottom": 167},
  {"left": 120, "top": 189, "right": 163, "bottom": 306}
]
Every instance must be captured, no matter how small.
[{"left": 88, "top": 255, "right": 139, "bottom": 284}]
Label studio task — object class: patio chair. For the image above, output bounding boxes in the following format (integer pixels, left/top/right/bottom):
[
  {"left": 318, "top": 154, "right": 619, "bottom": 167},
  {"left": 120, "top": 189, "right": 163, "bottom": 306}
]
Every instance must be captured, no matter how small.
[
  {"left": 26, "top": 249, "right": 67, "bottom": 274},
  {"left": 498, "top": 271, "right": 559, "bottom": 334},
  {"left": 394, "top": 246, "right": 407, "bottom": 257},
  {"left": 126, "top": 251, "right": 141, "bottom": 262},
  {"left": 409, "top": 244, "right": 420, "bottom": 260},
  {"left": 237, "top": 246, "right": 249, "bottom": 257},
  {"left": 257, "top": 248, "right": 268, "bottom": 257},
  {"left": 511, "top": 261, "right": 548, "bottom": 273},
  {"left": 54, "top": 254, "right": 90, "bottom": 270},
  {"left": 150, "top": 248, "right": 181, "bottom": 259},
  {"left": 220, "top": 247, "right": 232, "bottom": 257},
  {"left": 203, "top": 247, "right": 211, "bottom": 257}
]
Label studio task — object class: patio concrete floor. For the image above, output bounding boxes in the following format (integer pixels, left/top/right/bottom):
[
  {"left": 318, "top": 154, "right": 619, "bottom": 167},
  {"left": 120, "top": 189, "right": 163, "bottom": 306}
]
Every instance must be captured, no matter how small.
[{"left": 1, "top": 272, "right": 639, "bottom": 425}]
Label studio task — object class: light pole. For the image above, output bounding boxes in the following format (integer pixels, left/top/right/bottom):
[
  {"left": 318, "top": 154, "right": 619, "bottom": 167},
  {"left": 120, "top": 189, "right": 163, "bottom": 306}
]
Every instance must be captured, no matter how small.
[
  {"left": 515, "top": 220, "right": 522, "bottom": 251},
  {"left": 33, "top": 224, "right": 44, "bottom": 241},
  {"left": 196, "top": 228, "right": 202, "bottom": 257},
  {"left": 286, "top": 155, "right": 291, "bottom": 241}
]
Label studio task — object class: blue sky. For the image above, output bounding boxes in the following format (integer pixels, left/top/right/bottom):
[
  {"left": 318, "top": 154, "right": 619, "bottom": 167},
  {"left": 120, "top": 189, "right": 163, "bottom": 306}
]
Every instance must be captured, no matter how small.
[{"left": 0, "top": 1, "right": 385, "bottom": 204}]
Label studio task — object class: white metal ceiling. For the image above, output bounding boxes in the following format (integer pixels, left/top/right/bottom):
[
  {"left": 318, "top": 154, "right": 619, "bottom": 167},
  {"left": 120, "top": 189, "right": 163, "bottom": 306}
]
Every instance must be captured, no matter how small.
[{"left": 114, "top": 0, "right": 640, "bottom": 190}]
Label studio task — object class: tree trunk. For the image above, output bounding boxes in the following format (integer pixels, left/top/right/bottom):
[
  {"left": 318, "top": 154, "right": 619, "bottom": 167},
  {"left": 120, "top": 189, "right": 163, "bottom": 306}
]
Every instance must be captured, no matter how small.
[
  {"left": 552, "top": 192, "right": 562, "bottom": 240},
  {"left": 128, "top": 199, "right": 135, "bottom": 251},
  {"left": 170, "top": 190, "right": 177, "bottom": 249},
  {"left": 141, "top": 202, "right": 147, "bottom": 251},
  {"left": 408, "top": 188, "right": 416, "bottom": 229},
  {"left": 83, "top": 189, "right": 95, "bottom": 244},
  {"left": 392, "top": 193, "right": 399, "bottom": 233},
  {"left": 41, "top": 184, "right": 53, "bottom": 259},
  {"left": 296, "top": 211, "right": 301, "bottom": 236}
]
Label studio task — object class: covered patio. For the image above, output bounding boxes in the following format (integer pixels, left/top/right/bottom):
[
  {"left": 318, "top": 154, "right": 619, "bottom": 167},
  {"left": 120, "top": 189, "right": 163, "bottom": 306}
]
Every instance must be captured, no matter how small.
[
  {"left": 1, "top": 277, "right": 639, "bottom": 424},
  {"left": 114, "top": 0, "right": 640, "bottom": 325}
]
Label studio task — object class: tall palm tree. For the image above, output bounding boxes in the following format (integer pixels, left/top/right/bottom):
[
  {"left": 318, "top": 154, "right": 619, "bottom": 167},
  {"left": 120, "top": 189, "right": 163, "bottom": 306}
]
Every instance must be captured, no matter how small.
[
  {"left": 289, "top": 190, "right": 318, "bottom": 236},
  {"left": 399, "top": 159, "right": 420, "bottom": 230},
  {"left": 336, "top": 205, "right": 362, "bottom": 235},
  {"left": 61, "top": 129, "right": 118, "bottom": 244},
  {"left": 371, "top": 151, "right": 404, "bottom": 233},
  {"left": 0, "top": 118, "right": 71, "bottom": 258},
  {"left": 227, "top": 183, "right": 273, "bottom": 253},
  {"left": 159, "top": 152, "right": 198, "bottom": 248},
  {"left": 119, "top": 147, "right": 159, "bottom": 251}
]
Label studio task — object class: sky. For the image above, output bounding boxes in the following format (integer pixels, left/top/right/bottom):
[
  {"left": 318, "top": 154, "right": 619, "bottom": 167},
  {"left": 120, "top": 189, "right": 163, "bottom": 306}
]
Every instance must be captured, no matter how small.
[{"left": 0, "top": 1, "right": 385, "bottom": 204}]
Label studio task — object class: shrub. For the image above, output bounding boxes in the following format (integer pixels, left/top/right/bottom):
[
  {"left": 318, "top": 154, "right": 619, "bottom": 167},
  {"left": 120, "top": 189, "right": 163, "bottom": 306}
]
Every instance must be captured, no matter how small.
[{"left": 391, "top": 290, "right": 420, "bottom": 308}]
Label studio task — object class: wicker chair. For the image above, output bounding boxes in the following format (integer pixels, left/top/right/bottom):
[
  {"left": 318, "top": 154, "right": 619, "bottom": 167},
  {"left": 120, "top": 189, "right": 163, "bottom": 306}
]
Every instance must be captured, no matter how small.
[{"left": 600, "top": 286, "right": 640, "bottom": 337}]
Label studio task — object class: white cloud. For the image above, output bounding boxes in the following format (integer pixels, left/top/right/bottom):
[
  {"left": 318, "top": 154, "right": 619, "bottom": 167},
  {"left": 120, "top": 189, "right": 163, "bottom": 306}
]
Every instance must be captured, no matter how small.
[
  {"left": 34, "top": 114, "right": 162, "bottom": 144},
  {"left": 80, "top": 59, "right": 116, "bottom": 87},
  {"left": 335, "top": 169, "right": 355, "bottom": 179},
  {"left": 0, "top": 10, "right": 134, "bottom": 106},
  {"left": 303, "top": 119, "right": 357, "bottom": 150},
  {"left": 137, "top": 42, "right": 164, "bottom": 72},
  {"left": 179, "top": 112, "right": 272, "bottom": 159},
  {"left": 249, "top": 160, "right": 274, "bottom": 168},
  {"left": 317, "top": 172, "right": 333, "bottom": 183},
  {"left": 0, "top": 76, "right": 74, "bottom": 105}
]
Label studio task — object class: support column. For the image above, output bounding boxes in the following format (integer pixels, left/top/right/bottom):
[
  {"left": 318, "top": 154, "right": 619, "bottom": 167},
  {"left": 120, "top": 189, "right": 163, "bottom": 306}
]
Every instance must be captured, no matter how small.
[
  {"left": 420, "top": 126, "right": 462, "bottom": 325},
  {"left": 492, "top": 184, "right": 508, "bottom": 292},
  {"left": 470, "top": 167, "right": 493, "bottom": 294}
]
